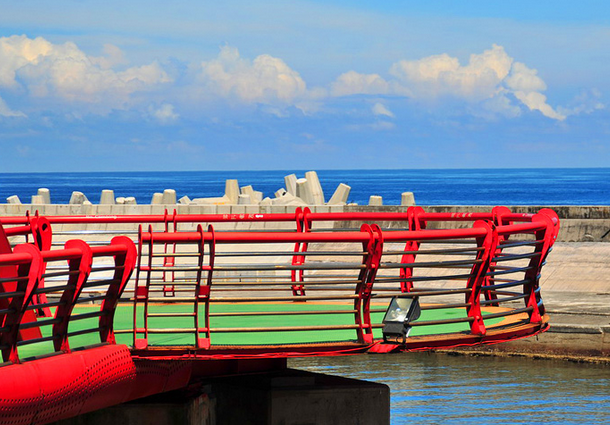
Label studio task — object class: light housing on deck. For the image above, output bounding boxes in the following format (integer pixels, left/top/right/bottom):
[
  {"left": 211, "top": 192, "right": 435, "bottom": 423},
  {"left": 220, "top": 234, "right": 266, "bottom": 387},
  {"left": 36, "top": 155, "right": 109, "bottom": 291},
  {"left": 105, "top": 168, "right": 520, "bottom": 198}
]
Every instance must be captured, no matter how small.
[{"left": 382, "top": 296, "right": 421, "bottom": 344}]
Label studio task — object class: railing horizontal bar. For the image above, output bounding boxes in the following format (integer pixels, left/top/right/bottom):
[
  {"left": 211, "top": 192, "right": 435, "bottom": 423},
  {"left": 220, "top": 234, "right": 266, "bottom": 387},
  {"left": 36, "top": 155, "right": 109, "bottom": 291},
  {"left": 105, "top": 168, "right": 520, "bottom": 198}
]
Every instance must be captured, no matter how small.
[
  {"left": 67, "top": 327, "right": 103, "bottom": 337},
  {"left": 482, "top": 279, "right": 530, "bottom": 291},
  {"left": 75, "top": 295, "right": 107, "bottom": 304},
  {"left": 82, "top": 279, "right": 120, "bottom": 289},
  {"left": 41, "top": 270, "right": 79, "bottom": 279},
  {"left": 486, "top": 267, "right": 533, "bottom": 277},
  {"left": 148, "top": 313, "right": 196, "bottom": 317},
  {"left": 0, "top": 290, "right": 26, "bottom": 299},
  {"left": 372, "top": 287, "right": 471, "bottom": 297},
  {"left": 493, "top": 253, "right": 540, "bottom": 262},
  {"left": 498, "top": 240, "right": 539, "bottom": 248},
  {"left": 70, "top": 311, "right": 106, "bottom": 321},
  {"left": 218, "top": 263, "right": 366, "bottom": 271},
  {"left": 481, "top": 306, "right": 533, "bottom": 320},
  {"left": 421, "top": 302, "right": 471, "bottom": 310},
  {"left": 214, "top": 251, "right": 367, "bottom": 257},
  {"left": 379, "top": 259, "right": 480, "bottom": 269},
  {"left": 209, "top": 309, "right": 357, "bottom": 317},
  {"left": 374, "top": 273, "right": 474, "bottom": 283},
  {"left": 26, "top": 301, "right": 65, "bottom": 310},
  {"left": 34, "top": 285, "right": 71, "bottom": 295},
  {"left": 16, "top": 334, "right": 60, "bottom": 346},
  {"left": 20, "top": 317, "right": 62, "bottom": 329},
  {"left": 383, "top": 247, "right": 482, "bottom": 256},
  {"left": 209, "top": 279, "right": 361, "bottom": 286},
  {"left": 0, "top": 276, "right": 29, "bottom": 284},
  {"left": 209, "top": 295, "right": 361, "bottom": 303},
  {"left": 210, "top": 324, "right": 361, "bottom": 333},
  {"left": 53, "top": 230, "right": 139, "bottom": 235},
  {"left": 481, "top": 293, "right": 528, "bottom": 304}
]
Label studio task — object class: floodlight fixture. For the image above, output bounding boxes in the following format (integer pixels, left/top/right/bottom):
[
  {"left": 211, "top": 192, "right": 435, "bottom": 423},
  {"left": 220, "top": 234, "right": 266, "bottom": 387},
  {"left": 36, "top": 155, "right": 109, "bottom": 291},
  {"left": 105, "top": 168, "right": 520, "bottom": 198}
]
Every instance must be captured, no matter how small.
[{"left": 382, "top": 296, "right": 421, "bottom": 344}]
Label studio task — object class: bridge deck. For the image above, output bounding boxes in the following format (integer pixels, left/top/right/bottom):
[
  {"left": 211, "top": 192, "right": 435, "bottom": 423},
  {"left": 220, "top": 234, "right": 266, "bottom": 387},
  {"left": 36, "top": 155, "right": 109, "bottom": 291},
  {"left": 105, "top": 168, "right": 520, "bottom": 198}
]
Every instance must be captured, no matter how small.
[{"left": 17, "top": 302, "right": 515, "bottom": 360}]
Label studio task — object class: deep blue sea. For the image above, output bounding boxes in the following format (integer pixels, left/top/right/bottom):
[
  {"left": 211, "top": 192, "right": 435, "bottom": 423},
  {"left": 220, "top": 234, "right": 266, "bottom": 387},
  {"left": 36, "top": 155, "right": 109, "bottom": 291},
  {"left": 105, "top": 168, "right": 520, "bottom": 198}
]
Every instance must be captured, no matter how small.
[{"left": 1, "top": 168, "right": 609, "bottom": 206}]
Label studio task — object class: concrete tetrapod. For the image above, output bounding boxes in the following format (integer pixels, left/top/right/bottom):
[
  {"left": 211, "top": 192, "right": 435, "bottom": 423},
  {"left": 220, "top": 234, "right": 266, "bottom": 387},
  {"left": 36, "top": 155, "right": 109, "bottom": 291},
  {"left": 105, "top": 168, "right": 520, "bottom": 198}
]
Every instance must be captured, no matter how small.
[
  {"left": 328, "top": 183, "right": 351, "bottom": 206},
  {"left": 69, "top": 191, "right": 89, "bottom": 205},
  {"left": 100, "top": 190, "right": 116, "bottom": 205},
  {"left": 369, "top": 195, "right": 383, "bottom": 206},
  {"left": 225, "top": 179, "right": 240, "bottom": 204},
  {"left": 37, "top": 188, "right": 51, "bottom": 204},
  {"left": 284, "top": 174, "right": 298, "bottom": 196},
  {"left": 305, "top": 171, "right": 325, "bottom": 204},
  {"left": 162, "top": 189, "right": 177, "bottom": 205}
]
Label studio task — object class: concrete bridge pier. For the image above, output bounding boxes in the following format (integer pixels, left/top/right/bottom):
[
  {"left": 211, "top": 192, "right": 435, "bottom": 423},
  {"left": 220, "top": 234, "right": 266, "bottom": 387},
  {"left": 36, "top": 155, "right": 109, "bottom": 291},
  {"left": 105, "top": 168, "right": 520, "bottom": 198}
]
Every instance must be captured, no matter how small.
[{"left": 52, "top": 368, "right": 390, "bottom": 425}]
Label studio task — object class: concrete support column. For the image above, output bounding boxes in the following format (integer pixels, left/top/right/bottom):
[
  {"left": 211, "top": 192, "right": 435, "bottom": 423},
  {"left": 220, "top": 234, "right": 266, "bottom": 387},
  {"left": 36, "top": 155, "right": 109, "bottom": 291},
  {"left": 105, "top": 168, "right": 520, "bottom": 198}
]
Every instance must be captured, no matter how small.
[{"left": 52, "top": 369, "right": 390, "bottom": 425}]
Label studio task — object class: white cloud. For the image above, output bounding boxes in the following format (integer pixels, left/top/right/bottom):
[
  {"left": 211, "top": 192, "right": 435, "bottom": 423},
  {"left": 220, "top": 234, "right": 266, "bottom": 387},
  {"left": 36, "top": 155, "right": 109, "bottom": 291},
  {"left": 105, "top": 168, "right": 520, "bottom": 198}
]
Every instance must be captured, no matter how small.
[
  {"left": 389, "top": 44, "right": 512, "bottom": 101},
  {"left": 331, "top": 44, "right": 566, "bottom": 120},
  {"left": 0, "top": 96, "right": 26, "bottom": 118},
  {"left": 0, "top": 35, "right": 172, "bottom": 112},
  {"left": 0, "top": 36, "right": 588, "bottom": 123},
  {"left": 331, "top": 71, "right": 390, "bottom": 96},
  {"left": 149, "top": 103, "right": 179, "bottom": 124},
  {"left": 196, "top": 46, "right": 306, "bottom": 105},
  {"left": 372, "top": 102, "right": 394, "bottom": 118},
  {"left": 558, "top": 89, "right": 605, "bottom": 117}
]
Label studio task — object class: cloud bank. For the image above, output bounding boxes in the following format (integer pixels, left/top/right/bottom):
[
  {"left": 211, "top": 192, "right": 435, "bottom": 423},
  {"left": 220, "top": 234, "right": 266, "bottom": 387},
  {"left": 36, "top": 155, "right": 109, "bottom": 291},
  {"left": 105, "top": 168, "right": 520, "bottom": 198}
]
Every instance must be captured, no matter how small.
[
  {"left": 0, "top": 36, "right": 600, "bottom": 123},
  {"left": 333, "top": 45, "right": 568, "bottom": 120}
]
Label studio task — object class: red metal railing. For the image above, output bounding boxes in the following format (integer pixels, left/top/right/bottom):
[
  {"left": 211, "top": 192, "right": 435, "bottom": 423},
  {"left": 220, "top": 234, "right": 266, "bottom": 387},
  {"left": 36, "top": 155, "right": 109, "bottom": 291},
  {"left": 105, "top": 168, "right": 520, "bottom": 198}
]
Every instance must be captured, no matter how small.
[
  {"left": 0, "top": 207, "right": 559, "bottom": 358},
  {"left": 0, "top": 237, "right": 136, "bottom": 364},
  {"left": 0, "top": 207, "right": 560, "bottom": 425}
]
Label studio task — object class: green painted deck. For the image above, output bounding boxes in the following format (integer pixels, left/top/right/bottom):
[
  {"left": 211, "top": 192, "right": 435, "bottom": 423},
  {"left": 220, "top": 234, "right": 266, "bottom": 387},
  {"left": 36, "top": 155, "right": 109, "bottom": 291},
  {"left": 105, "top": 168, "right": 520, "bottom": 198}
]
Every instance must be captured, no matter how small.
[{"left": 17, "top": 303, "right": 503, "bottom": 359}]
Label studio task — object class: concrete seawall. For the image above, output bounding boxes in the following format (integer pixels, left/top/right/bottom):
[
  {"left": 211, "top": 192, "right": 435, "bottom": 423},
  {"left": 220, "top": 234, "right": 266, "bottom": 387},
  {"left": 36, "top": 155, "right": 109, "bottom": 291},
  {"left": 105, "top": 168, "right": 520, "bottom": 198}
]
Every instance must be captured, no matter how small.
[{"left": 1, "top": 204, "right": 609, "bottom": 243}]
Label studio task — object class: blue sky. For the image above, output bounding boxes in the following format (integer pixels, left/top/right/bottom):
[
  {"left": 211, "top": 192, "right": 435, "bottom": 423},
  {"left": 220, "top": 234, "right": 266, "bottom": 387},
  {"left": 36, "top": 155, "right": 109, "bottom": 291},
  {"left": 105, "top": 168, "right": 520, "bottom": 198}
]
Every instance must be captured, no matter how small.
[{"left": 0, "top": 0, "right": 608, "bottom": 172}]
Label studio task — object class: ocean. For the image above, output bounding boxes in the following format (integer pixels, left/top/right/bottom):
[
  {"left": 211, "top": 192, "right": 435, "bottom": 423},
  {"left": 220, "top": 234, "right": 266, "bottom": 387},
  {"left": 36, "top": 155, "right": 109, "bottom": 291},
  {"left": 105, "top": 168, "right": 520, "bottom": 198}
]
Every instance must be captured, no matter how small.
[{"left": 0, "top": 168, "right": 609, "bottom": 206}]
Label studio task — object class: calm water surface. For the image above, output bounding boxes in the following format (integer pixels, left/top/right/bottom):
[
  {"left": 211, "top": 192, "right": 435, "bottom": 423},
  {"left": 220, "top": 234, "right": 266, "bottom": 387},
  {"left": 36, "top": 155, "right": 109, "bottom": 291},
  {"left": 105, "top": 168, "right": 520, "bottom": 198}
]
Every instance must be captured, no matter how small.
[
  {"left": 290, "top": 353, "right": 610, "bottom": 424},
  {"left": 1, "top": 168, "right": 609, "bottom": 205}
]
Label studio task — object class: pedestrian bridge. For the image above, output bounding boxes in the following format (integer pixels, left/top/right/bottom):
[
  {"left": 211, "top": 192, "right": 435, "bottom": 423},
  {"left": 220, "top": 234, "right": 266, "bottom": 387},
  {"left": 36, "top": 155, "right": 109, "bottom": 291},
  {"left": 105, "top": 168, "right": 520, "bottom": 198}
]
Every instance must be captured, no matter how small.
[{"left": 0, "top": 207, "right": 559, "bottom": 424}]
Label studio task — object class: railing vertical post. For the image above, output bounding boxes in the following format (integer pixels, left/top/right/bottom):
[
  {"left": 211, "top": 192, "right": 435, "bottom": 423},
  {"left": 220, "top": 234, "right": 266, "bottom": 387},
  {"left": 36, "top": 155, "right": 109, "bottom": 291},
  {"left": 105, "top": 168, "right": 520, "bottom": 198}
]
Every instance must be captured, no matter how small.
[
  {"left": 400, "top": 206, "right": 426, "bottom": 292},
  {"left": 52, "top": 240, "right": 92, "bottom": 353},
  {"left": 354, "top": 224, "right": 382, "bottom": 344},
  {"left": 523, "top": 212, "right": 558, "bottom": 322},
  {"left": 465, "top": 221, "right": 496, "bottom": 336},
  {"left": 482, "top": 206, "right": 512, "bottom": 306},
  {"left": 29, "top": 216, "right": 53, "bottom": 317},
  {"left": 99, "top": 236, "right": 137, "bottom": 344},
  {"left": 291, "top": 207, "right": 308, "bottom": 297},
  {"left": 133, "top": 225, "right": 152, "bottom": 350},
  {"left": 162, "top": 209, "right": 178, "bottom": 297},
  {"left": 0, "top": 244, "right": 42, "bottom": 364},
  {"left": 195, "top": 224, "right": 213, "bottom": 349}
]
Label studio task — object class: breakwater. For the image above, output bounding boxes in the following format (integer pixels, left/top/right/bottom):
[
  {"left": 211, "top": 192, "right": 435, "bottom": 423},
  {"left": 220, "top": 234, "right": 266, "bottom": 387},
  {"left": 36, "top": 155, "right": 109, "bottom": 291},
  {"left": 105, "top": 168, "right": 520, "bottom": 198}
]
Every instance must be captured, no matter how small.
[{"left": 1, "top": 202, "right": 608, "bottom": 243}]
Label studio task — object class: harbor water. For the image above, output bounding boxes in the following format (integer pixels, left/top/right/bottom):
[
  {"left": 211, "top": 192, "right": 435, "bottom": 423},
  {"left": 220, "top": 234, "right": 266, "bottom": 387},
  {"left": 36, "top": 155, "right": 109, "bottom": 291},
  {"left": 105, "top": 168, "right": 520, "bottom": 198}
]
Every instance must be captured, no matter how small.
[
  {"left": 1, "top": 168, "right": 609, "bottom": 206},
  {"left": 290, "top": 353, "right": 610, "bottom": 424}
]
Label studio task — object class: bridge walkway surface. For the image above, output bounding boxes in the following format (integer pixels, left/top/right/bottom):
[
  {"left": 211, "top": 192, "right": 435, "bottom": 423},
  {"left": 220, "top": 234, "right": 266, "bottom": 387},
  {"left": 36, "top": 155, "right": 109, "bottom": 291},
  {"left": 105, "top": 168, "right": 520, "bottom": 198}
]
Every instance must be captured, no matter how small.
[{"left": 0, "top": 206, "right": 560, "bottom": 424}]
